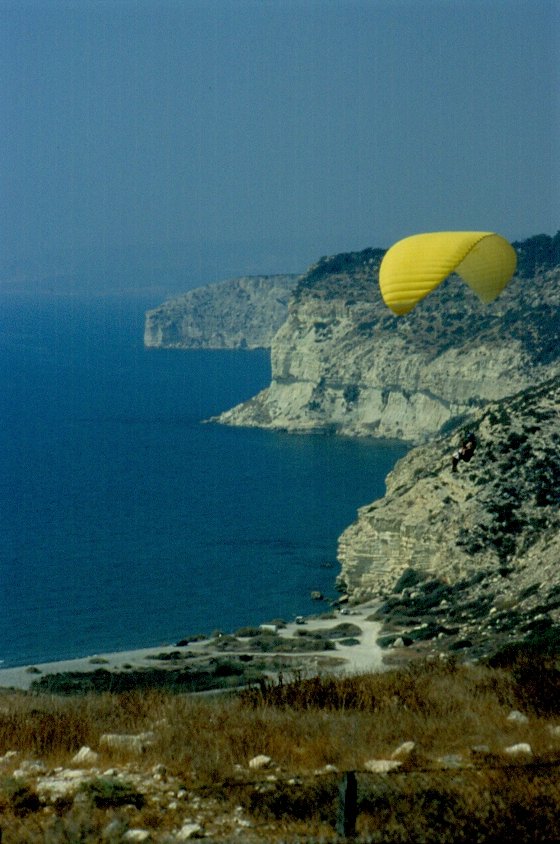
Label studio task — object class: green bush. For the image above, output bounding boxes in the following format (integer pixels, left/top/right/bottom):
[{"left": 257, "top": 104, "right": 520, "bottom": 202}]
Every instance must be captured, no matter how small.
[
  {"left": 0, "top": 779, "right": 41, "bottom": 816},
  {"left": 80, "top": 777, "right": 144, "bottom": 809},
  {"left": 485, "top": 641, "right": 560, "bottom": 715}
]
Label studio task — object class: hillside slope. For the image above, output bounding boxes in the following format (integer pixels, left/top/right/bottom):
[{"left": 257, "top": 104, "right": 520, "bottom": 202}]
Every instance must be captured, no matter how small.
[
  {"left": 214, "top": 236, "right": 560, "bottom": 442},
  {"left": 144, "top": 274, "right": 299, "bottom": 350},
  {"left": 337, "top": 378, "right": 560, "bottom": 659}
]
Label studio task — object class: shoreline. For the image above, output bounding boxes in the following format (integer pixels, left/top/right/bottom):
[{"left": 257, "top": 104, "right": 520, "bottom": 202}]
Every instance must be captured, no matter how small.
[{"left": 0, "top": 601, "right": 386, "bottom": 692}]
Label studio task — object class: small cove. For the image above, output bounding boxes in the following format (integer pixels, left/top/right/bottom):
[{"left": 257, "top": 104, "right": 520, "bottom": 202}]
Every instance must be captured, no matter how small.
[{"left": 0, "top": 293, "right": 407, "bottom": 667}]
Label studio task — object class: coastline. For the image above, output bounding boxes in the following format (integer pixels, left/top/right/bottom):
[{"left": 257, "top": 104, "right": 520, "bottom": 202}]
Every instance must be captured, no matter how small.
[{"left": 0, "top": 602, "right": 386, "bottom": 692}]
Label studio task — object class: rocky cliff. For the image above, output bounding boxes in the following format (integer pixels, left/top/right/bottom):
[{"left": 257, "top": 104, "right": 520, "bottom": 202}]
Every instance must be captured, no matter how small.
[
  {"left": 213, "top": 237, "right": 560, "bottom": 443},
  {"left": 144, "top": 274, "right": 299, "bottom": 350},
  {"left": 337, "top": 377, "right": 560, "bottom": 659}
]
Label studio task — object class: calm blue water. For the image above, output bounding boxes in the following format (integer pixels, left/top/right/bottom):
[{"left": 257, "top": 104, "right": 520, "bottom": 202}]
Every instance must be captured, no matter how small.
[{"left": 0, "top": 293, "right": 407, "bottom": 668}]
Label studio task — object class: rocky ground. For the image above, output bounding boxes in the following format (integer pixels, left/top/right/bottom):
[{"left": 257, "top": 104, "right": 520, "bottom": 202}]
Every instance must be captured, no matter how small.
[
  {"left": 1, "top": 603, "right": 559, "bottom": 841},
  {"left": 370, "top": 557, "right": 560, "bottom": 667},
  {"left": 3, "top": 726, "right": 556, "bottom": 843},
  {"left": 341, "top": 381, "right": 560, "bottom": 668},
  {"left": 338, "top": 376, "right": 560, "bottom": 660}
]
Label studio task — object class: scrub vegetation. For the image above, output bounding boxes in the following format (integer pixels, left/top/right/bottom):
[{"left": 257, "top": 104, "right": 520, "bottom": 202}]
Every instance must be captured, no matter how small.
[{"left": 0, "top": 652, "right": 559, "bottom": 842}]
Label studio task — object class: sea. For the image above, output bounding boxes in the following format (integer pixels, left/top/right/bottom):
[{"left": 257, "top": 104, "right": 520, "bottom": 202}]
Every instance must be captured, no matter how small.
[{"left": 0, "top": 292, "right": 408, "bottom": 668}]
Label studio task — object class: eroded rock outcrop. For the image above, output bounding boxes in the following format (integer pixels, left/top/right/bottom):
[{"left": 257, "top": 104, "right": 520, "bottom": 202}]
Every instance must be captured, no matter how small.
[
  {"left": 213, "top": 244, "right": 560, "bottom": 442},
  {"left": 144, "top": 274, "right": 299, "bottom": 350},
  {"left": 337, "top": 377, "right": 560, "bottom": 601}
]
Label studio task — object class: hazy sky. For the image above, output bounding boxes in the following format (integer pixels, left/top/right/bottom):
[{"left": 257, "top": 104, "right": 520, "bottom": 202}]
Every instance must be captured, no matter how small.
[{"left": 2, "top": 0, "right": 559, "bottom": 288}]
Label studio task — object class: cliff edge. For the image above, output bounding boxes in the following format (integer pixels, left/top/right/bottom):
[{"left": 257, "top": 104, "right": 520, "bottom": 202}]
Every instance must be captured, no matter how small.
[
  {"left": 144, "top": 274, "right": 299, "bottom": 350},
  {"left": 213, "top": 237, "right": 560, "bottom": 443},
  {"left": 338, "top": 378, "right": 560, "bottom": 660}
]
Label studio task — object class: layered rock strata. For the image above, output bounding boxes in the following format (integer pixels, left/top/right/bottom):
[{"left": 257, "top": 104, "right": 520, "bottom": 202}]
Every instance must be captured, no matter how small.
[
  {"left": 339, "top": 378, "right": 560, "bottom": 659},
  {"left": 213, "top": 250, "right": 560, "bottom": 442},
  {"left": 337, "top": 378, "right": 560, "bottom": 656}
]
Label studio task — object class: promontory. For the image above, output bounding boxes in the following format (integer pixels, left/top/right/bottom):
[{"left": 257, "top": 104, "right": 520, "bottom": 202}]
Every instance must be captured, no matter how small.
[
  {"left": 211, "top": 235, "right": 560, "bottom": 443},
  {"left": 144, "top": 274, "right": 299, "bottom": 350}
]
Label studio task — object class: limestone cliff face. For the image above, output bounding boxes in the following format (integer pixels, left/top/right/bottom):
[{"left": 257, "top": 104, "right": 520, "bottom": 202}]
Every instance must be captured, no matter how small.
[
  {"left": 144, "top": 275, "right": 299, "bottom": 350},
  {"left": 213, "top": 248, "right": 560, "bottom": 443},
  {"left": 337, "top": 377, "right": 560, "bottom": 601}
]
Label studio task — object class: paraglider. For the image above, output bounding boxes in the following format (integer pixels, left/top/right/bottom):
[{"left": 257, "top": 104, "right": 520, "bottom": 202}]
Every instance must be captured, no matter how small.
[
  {"left": 379, "top": 232, "right": 517, "bottom": 315},
  {"left": 451, "top": 431, "right": 477, "bottom": 472}
]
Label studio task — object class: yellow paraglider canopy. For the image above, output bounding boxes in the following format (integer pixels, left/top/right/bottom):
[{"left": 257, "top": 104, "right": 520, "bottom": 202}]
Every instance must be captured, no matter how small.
[{"left": 379, "top": 231, "right": 517, "bottom": 315}]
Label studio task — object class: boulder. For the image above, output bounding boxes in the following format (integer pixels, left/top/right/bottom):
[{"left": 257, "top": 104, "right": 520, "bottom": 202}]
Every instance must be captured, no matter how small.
[
  {"left": 248, "top": 754, "right": 273, "bottom": 770},
  {"left": 507, "top": 710, "right": 529, "bottom": 725},
  {"left": 13, "top": 759, "right": 48, "bottom": 778},
  {"left": 72, "top": 746, "right": 99, "bottom": 766},
  {"left": 504, "top": 743, "right": 532, "bottom": 756},
  {"left": 175, "top": 823, "right": 203, "bottom": 841},
  {"left": 391, "top": 741, "right": 415, "bottom": 759},
  {"left": 363, "top": 759, "right": 402, "bottom": 773},
  {"left": 99, "top": 732, "right": 156, "bottom": 754},
  {"left": 35, "top": 769, "right": 93, "bottom": 801}
]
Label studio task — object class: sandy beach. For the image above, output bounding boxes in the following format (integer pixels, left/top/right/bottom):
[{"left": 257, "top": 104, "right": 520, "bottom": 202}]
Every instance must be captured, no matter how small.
[{"left": 0, "top": 602, "right": 386, "bottom": 692}]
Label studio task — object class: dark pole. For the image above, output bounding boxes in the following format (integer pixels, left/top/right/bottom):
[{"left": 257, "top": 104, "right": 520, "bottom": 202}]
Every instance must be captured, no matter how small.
[{"left": 336, "top": 771, "right": 358, "bottom": 838}]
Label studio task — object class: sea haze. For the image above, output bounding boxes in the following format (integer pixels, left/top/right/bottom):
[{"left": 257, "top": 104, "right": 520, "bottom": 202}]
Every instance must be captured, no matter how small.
[{"left": 0, "top": 294, "right": 407, "bottom": 667}]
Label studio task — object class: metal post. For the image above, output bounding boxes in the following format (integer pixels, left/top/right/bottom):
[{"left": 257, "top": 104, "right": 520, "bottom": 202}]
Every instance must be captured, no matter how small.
[{"left": 336, "top": 770, "right": 357, "bottom": 838}]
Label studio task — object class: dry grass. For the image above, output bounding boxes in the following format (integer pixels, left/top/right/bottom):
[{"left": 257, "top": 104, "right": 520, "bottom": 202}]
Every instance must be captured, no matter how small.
[{"left": 0, "top": 655, "right": 559, "bottom": 841}]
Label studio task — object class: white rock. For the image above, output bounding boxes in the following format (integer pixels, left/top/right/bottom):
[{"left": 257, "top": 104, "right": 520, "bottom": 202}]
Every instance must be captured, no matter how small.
[
  {"left": 391, "top": 741, "right": 415, "bottom": 759},
  {"left": 471, "top": 744, "right": 491, "bottom": 756},
  {"left": 123, "top": 831, "right": 151, "bottom": 843},
  {"left": 248, "top": 754, "right": 273, "bottom": 770},
  {"left": 507, "top": 710, "right": 529, "bottom": 725},
  {"left": 103, "top": 819, "right": 127, "bottom": 839},
  {"left": 392, "top": 637, "right": 404, "bottom": 648},
  {"left": 175, "top": 822, "right": 203, "bottom": 840},
  {"left": 72, "top": 746, "right": 99, "bottom": 766},
  {"left": 547, "top": 725, "right": 560, "bottom": 738},
  {"left": 0, "top": 750, "right": 18, "bottom": 764},
  {"left": 314, "top": 764, "right": 338, "bottom": 775},
  {"left": 504, "top": 743, "right": 532, "bottom": 756},
  {"left": 35, "top": 769, "right": 92, "bottom": 800},
  {"left": 14, "top": 759, "right": 48, "bottom": 777},
  {"left": 100, "top": 732, "right": 156, "bottom": 754},
  {"left": 363, "top": 759, "right": 402, "bottom": 773},
  {"left": 152, "top": 763, "right": 167, "bottom": 779}
]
